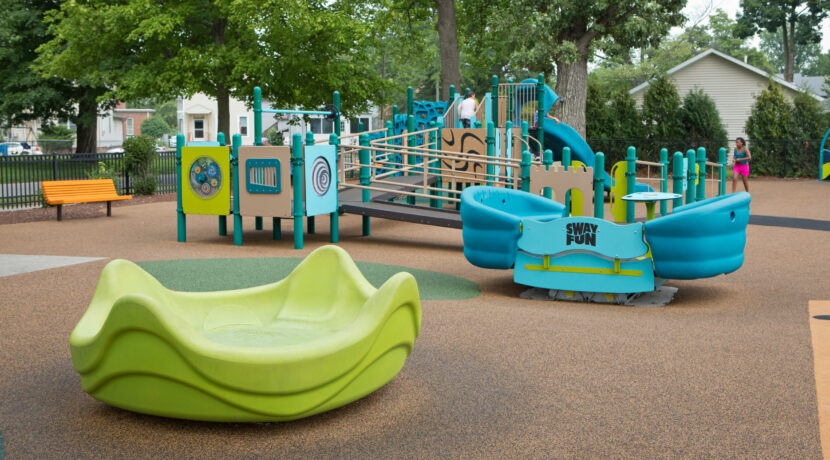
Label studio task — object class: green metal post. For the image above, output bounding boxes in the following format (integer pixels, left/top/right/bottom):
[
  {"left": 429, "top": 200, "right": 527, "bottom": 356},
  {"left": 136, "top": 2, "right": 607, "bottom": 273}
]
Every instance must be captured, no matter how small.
[
  {"left": 594, "top": 152, "right": 605, "bottom": 218},
  {"left": 696, "top": 147, "right": 707, "bottom": 202},
  {"left": 718, "top": 147, "right": 727, "bottom": 196},
  {"left": 474, "top": 121, "right": 482, "bottom": 128},
  {"left": 291, "top": 133, "right": 304, "bottom": 249},
  {"left": 429, "top": 121, "right": 438, "bottom": 208},
  {"left": 537, "top": 73, "right": 545, "bottom": 153},
  {"left": 217, "top": 132, "right": 227, "bottom": 236},
  {"left": 672, "top": 152, "right": 684, "bottom": 209},
  {"left": 486, "top": 121, "right": 495, "bottom": 184},
  {"left": 360, "top": 134, "right": 371, "bottom": 236},
  {"left": 176, "top": 133, "right": 186, "bottom": 242},
  {"left": 232, "top": 134, "right": 243, "bottom": 246},
  {"left": 562, "top": 146, "right": 571, "bottom": 215},
  {"left": 449, "top": 85, "right": 455, "bottom": 103},
  {"left": 255, "top": 217, "right": 263, "bottom": 230},
  {"left": 435, "top": 119, "right": 443, "bottom": 208},
  {"left": 686, "top": 149, "right": 696, "bottom": 205},
  {"left": 543, "top": 149, "right": 553, "bottom": 200},
  {"left": 521, "top": 151, "right": 531, "bottom": 192},
  {"left": 305, "top": 131, "right": 316, "bottom": 234},
  {"left": 505, "top": 120, "right": 513, "bottom": 182},
  {"left": 254, "top": 87, "right": 262, "bottom": 146},
  {"left": 333, "top": 91, "right": 341, "bottom": 137},
  {"left": 521, "top": 121, "right": 529, "bottom": 158},
  {"left": 330, "top": 132, "right": 339, "bottom": 243},
  {"left": 491, "top": 75, "right": 499, "bottom": 127},
  {"left": 507, "top": 78, "right": 514, "bottom": 125},
  {"left": 357, "top": 121, "right": 364, "bottom": 133},
  {"left": 659, "top": 148, "right": 668, "bottom": 216},
  {"left": 407, "top": 86, "right": 414, "bottom": 116},
  {"left": 406, "top": 114, "right": 416, "bottom": 204},
  {"left": 625, "top": 146, "right": 636, "bottom": 223}
]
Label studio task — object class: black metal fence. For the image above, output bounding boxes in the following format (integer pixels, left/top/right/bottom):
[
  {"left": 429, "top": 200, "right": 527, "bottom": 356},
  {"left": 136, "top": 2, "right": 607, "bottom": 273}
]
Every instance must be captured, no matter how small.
[{"left": 0, "top": 151, "right": 177, "bottom": 209}]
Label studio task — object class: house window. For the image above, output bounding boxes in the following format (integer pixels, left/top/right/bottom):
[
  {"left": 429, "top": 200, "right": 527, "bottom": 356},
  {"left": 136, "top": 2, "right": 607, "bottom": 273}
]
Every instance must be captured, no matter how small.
[
  {"left": 239, "top": 116, "right": 248, "bottom": 136},
  {"left": 350, "top": 117, "right": 371, "bottom": 133},
  {"left": 310, "top": 117, "right": 333, "bottom": 134},
  {"left": 194, "top": 118, "right": 205, "bottom": 139},
  {"left": 126, "top": 118, "right": 134, "bottom": 137}
]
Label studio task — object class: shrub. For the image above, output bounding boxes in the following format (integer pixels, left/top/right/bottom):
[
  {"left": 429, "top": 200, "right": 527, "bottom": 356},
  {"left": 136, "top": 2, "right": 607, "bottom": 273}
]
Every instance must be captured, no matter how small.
[
  {"left": 39, "top": 124, "right": 75, "bottom": 154},
  {"left": 267, "top": 128, "right": 285, "bottom": 146},
  {"left": 679, "top": 89, "right": 728, "bottom": 157},
  {"left": 586, "top": 79, "right": 615, "bottom": 139},
  {"left": 745, "top": 81, "right": 793, "bottom": 177},
  {"left": 85, "top": 161, "right": 119, "bottom": 182},
  {"left": 123, "top": 135, "right": 157, "bottom": 195},
  {"left": 789, "top": 90, "right": 827, "bottom": 177},
  {"left": 140, "top": 116, "right": 172, "bottom": 140},
  {"left": 642, "top": 74, "right": 684, "bottom": 140}
]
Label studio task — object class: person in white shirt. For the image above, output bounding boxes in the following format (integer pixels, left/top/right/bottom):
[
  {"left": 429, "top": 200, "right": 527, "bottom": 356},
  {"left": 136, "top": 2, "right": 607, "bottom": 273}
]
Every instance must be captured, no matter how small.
[{"left": 458, "top": 91, "right": 478, "bottom": 128}]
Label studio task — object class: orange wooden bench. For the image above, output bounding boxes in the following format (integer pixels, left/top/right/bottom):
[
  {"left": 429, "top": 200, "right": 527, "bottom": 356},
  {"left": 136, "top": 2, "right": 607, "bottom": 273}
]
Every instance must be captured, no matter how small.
[{"left": 40, "top": 179, "right": 132, "bottom": 221}]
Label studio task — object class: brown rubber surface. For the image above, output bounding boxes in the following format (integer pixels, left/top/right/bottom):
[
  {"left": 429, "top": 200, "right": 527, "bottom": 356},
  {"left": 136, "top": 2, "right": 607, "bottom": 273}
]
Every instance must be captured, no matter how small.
[{"left": 1, "top": 178, "right": 829, "bottom": 458}]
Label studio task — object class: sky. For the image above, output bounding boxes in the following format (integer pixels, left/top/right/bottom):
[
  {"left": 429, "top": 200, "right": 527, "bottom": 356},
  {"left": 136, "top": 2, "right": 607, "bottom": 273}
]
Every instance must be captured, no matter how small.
[{"left": 678, "top": 0, "right": 830, "bottom": 52}]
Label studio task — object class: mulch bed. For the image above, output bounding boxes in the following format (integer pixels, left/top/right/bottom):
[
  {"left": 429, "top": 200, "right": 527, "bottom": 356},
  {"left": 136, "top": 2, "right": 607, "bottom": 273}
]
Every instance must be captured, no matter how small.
[{"left": 0, "top": 193, "right": 175, "bottom": 225}]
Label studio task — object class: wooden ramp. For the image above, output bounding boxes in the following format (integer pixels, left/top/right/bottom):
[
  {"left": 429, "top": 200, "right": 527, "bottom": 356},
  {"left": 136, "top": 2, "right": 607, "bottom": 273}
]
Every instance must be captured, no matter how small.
[{"left": 339, "top": 174, "right": 461, "bottom": 229}]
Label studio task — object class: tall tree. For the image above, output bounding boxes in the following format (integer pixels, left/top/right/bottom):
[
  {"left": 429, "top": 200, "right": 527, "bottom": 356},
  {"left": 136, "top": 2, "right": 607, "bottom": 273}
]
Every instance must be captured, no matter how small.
[
  {"left": 0, "top": 0, "right": 104, "bottom": 152},
  {"left": 759, "top": 29, "right": 822, "bottom": 76},
  {"left": 736, "top": 0, "right": 829, "bottom": 82},
  {"left": 435, "top": 0, "right": 461, "bottom": 99},
  {"left": 38, "top": 0, "right": 386, "bottom": 140},
  {"left": 486, "top": 0, "right": 685, "bottom": 137}
]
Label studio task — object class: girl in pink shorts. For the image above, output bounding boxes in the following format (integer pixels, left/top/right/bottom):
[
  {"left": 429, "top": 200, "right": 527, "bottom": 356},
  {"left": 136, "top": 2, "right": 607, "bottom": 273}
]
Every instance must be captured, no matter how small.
[{"left": 732, "top": 137, "right": 751, "bottom": 193}]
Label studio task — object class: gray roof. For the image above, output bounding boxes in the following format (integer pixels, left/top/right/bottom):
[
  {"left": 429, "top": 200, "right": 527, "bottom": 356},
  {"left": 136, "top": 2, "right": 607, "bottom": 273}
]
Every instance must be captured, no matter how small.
[{"left": 776, "top": 74, "right": 827, "bottom": 98}]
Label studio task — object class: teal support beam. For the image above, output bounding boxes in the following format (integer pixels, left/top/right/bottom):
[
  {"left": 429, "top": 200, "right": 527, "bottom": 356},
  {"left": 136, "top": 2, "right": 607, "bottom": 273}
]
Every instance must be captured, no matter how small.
[
  {"left": 357, "top": 121, "right": 364, "bottom": 133},
  {"left": 333, "top": 91, "right": 341, "bottom": 137},
  {"left": 562, "top": 146, "right": 571, "bottom": 216},
  {"left": 659, "top": 148, "right": 668, "bottom": 216},
  {"left": 407, "top": 86, "right": 414, "bottom": 116},
  {"left": 718, "top": 147, "right": 727, "bottom": 196},
  {"left": 217, "top": 132, "right": 227, "bottom": 236},
  {"left": 176, "top": 133, "right": 186, "bottom": 242},
  {"left": 435, "top": 119, "right": 443, "bottom": 208},
  {"left": 536, "top": 73, "right": 545, "bottom": 153},
  {"left": 686, "top": 149, "right": 696, "bottom": 205},
  {"left": 305, "top": 131, "right": 316, "bottom": 235},
  {"left": 696, "top": 147, "right": 707, "bottom": 202},
  {"left": 329, "top": 132, "right": 340, "bottom": 243},
  {"left": 385, "top": 120, "right": 395, "bottom": 173},
  {"left": 232, "top": 134, "right": 243, "bottom": 246},
  {"left": 672, "top": 152, "right": 684, "bottom": 209},
  {"left": 594, "top": 152, "right": 605, "bottom": 219},
  {"left": 291, "top": 133, "right": 304, "bottom": 249},
  {"left": 448, "top": 85, "right": 455, "bottom": 103},
  {"left": 505, "top": 120, "right": 513, "bottom": 182},
  {"left": 486, "top": 121, "right": 495, "bottom": 184},
  {"left": 491, "top": 75, "right": 499, "bottom": 127},
  {"left": 625, "top": 146, "right": 636, "bottom": 223},
  {"left": 507, "top": 78, "right": 514, "bottom": 125},
  {"left": 521, "top": 121, "right": 529, "bottom": 161},
  {"left": 542, "top": 149, "right": 553, "bottom": 200},
  {"left": 429, "top": 121, "right": 439, "bottom": 208},
  {"left": 273, "top": 217, "right": 281, "bottom": 240},
  {"left": 255, "top": 216, "right": 263, "bottom": 230},
  {"left": 254, "top": 87, "right": 262, "bottom": 146},
  {"left": 406, "top": 114, "right": 416, "bottom": 204},
  {"left": 359, "top": 134, "right": 371, "bottom": 236},
  {"left": 474, "top": 121, "right": 482, "bottom": 128},
  {"left": 521, "top": 151, "right": 531, "bottom": 192}
]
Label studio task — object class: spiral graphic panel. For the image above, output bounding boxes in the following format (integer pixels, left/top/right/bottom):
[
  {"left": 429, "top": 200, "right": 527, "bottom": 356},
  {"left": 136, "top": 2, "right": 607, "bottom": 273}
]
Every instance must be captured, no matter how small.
[
  {"left": 304, "top": 145, "right": 337, "bottom": 217},
  {"left": 181, "top": 146, "right": 230, "bottom": 216}
]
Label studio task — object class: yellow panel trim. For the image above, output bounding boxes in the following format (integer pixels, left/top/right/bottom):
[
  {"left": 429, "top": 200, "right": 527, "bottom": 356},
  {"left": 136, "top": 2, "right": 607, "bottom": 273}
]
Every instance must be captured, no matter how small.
[{"left": 524, "top": 255, "right": 643, "bottom": 277}]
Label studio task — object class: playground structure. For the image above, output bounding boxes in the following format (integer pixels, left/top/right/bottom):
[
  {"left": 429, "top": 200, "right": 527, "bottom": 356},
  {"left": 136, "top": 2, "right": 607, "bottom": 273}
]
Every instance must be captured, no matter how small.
[
  {"left": 69, "top": 245, "right": 422, "bottom": 422},
  {"left": 821, "top": 127, "right": 830, "bottom": 181},
  {"left": 175, "top": 75, "right": 734, "bottom": 251}
]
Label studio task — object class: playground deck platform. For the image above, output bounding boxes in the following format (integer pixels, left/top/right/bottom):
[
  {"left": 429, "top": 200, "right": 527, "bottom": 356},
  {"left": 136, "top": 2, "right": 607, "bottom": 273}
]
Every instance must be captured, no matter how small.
[{"left": 1, "top": 178, "right": 829, "bottom": 458}]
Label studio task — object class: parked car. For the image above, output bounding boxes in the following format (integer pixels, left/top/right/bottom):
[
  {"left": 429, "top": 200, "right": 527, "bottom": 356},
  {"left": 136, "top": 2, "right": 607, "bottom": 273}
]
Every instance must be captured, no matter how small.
[
  {"left": 1, "top": 142, "right": 25, "bottom": 156},
  {"left": 106, "top": 147, "right": 125, "bottom": 154},
  {"left": 21, "top": 142, "right": 43, "bottom": 155}
]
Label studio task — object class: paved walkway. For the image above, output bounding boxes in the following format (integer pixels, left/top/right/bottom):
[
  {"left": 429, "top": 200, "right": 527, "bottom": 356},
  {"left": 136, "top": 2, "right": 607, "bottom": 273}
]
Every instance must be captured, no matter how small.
[{"left": 0, "top": 178, "right": 828, "bottom": 458}]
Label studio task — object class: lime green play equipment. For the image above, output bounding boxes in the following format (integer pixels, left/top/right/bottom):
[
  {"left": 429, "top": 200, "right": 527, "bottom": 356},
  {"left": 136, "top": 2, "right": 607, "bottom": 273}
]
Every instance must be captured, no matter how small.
[{"left": 69, "top": 245, "right": 422, "bottom": 422}]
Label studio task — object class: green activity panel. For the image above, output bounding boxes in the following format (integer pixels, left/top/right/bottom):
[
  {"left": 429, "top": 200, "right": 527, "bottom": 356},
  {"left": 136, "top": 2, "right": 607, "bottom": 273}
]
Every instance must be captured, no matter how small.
[
  {"left": 69, "top": 245, "right": 422, "bottom": 422},
  {"left": 181, "top": 146, "right": 230, "bottom": 215}
]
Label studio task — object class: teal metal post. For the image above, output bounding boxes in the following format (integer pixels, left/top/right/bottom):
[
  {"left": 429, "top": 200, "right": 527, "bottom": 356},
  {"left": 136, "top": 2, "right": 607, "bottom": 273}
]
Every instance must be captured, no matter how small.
[
  {"left": 594, "top": 152, "right": 605, "bottom": 218},
  {"left": 176, "top": 133, "right": 186, "bottom": 242},
  {"left": 406, "top": 114, "right": 416, "bottom": 204},
  {"left": 429, "top": 121, "right": 438, "bottom": 207},
  {"left": 505, "top": 120, "right": 513, "bottom": 182},
  {"left": 491, "top": 75, "right": 499, "bottom": 127},
  {"left": 625, "top": 146, "right": 636, "bottom": 223},
  {"left": 536, "top": 73, "right": 545, "bottom": 153},
  {"left": 435, "top": 119, "right": 443, "bottom": 208},
  {"left": 329, "top": 133, "right": 339, "bottom": 243},
  {"left": 659, "top": 148, "right": 668, "bottom": 216},
  {"left": 672, "top": 152, "right": 684, "bottom": 209},
  {"left": 359, "top": 134, "right": 371, "bottom": 236},
  {"left": 331, "top": 91, "right": 341, "bottom": 243},
  {"left": 542, "top": 149, "right": 553, "bottom": 200},
  {"left": 507, "top": 78, "right": 514, "bottom": 126},
  {"left": 521, "top": 151, "right": 531, "bottom": 192},
  {"left": 448, "top": 85, "right": 455, "bottom": 103},
  {"left": 718, "top": 147, "right": 727, "bottom": 196},
  {"left": 486, "top": 121, "right": 495, "bottom": 184},
  {"left": 474, "top": 121, "right": 482, "bottom": 128},
  {"left": 232, "top": 134, "right": 243, "bottom": 246},
  {"left": 291, "top": 133, "right": 304, "bottom": 249},
  {"left": 686, "top": 149, "right": 696, "bottom": 205},
  {"left": 562, "top": 146, "right": 571, "bottom": 216},
  {"left": 254, "top": 87, "right": 262, "bottom": 146},
  {"left": 217, "top": 132, "right": 227, "bottom": 236},
  {"left": 305, "top": 131, "right": 316, "bottom": 234},
  {"left": 255, "top": 216, "right": 263, "bottom": 230},
  {"left": 521, "top": 121, "right": 529, "bottom": 159},
  {"left": 696, "top": 147, "right": 707, "bottom": 202}
]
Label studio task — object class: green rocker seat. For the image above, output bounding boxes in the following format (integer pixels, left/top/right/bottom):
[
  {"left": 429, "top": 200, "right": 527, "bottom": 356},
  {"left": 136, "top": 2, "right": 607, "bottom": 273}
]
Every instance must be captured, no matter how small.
[{"left": 69, "top": 245, "right": 422, "bottom": 422}]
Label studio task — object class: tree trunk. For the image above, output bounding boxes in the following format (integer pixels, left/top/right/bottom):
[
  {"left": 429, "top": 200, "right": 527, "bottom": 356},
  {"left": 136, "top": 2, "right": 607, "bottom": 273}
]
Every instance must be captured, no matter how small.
[
  {"left": 435, "top": 0, "right": 461, "bottom": 100},
  {"left": 217, "top": 85, "right": 230, "bottom": 142},
  {"left": 782, "top": 22, "right": 794, "bottom": 82},
  {"left": 554, "top": 52, "right": 589, "bottom": 138},
  {"left": 74, "top": 90, "right": 98, "bottom": 153}
]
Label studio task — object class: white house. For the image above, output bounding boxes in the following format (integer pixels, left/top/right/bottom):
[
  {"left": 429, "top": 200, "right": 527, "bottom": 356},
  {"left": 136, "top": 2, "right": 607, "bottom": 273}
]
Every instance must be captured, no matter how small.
[
  {"left": 178, "top": 94, "right": 378, "bottom": 146},
  {"left": 629, "top": 49, "right": 825, "bottom": 143}
]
